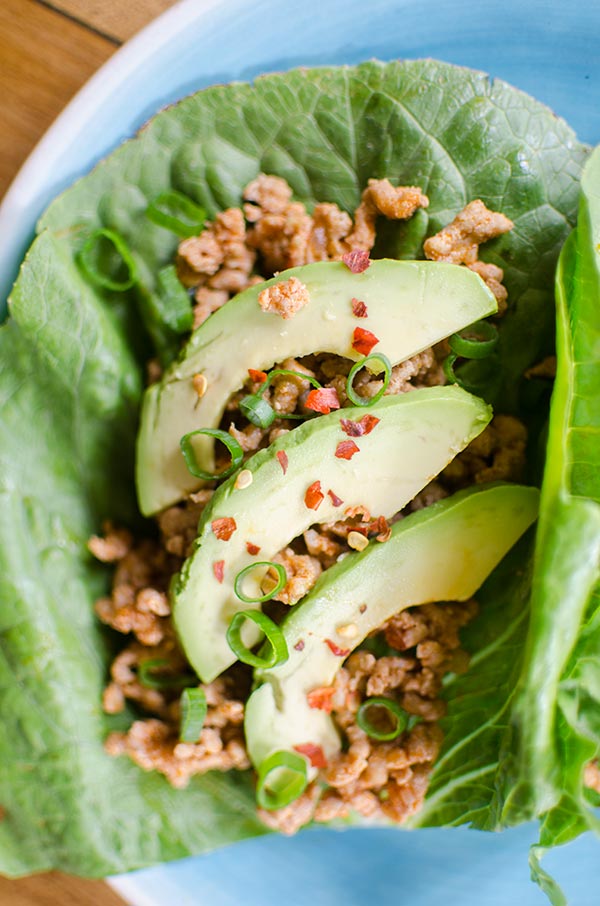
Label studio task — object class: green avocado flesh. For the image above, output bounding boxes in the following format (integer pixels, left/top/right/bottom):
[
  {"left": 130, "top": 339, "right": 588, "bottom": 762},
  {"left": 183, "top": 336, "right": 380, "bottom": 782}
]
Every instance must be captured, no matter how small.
[
  {"left": 136, "top": 259, "right": 497, "bottom": 515},
  {"left": 244, "top": 483, "right": 539, "bottom": 777},
  {"left": 173, "top": 386, "right": 492, "bottom": 683}
]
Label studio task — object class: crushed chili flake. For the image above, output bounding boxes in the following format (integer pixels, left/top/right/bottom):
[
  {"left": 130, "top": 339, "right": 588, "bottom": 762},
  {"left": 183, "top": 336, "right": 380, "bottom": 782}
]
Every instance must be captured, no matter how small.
[
  {"left": 211, "top": 517, "right": 237, "bottom": 541},
  {"left": 352, "top": 326, "right": 380, "bottom": 356},
  {"left": 293, "top": 743, "right": 328, "bottom": 769},
  {"left": 294, "top": 639, "right": 305, "bottom": 652},
  {"left": 305, "top": 480, "right": 324, "bottom": 511},
  {"left": 370, "top": 515, "right": 392, "bottom": 543},
  {"left": 342, "top": 250, "right": 371, "bottom": 274},
  {"left": 213, "top": 560, "right": 225, "bottom": 583},
  {"left": 325, "top": 638, "right": 351, "bottom": 657},
  {"left": 248, "top": 368, "right": 267, "bottom": 383},
  {"left": 351, "top": 297, "right": 368, "bottom": 318},
  {"left": 335, "top": 440, "right": 360, "bottom": 460},
  {"left": 307, "top": 686, "right": 335, "bottom": 712},
  {"left": 359, "top": 604, "right": 367, "bottom": 614},
  {"left": 304, "top": 387, "right": 340, "bottom": 414},
  {"left": 340, "top": 414, "right": 380, "bottom": 437},
  {"left": 276, "top": 450, "right": 289, "bottom": 474},
  {"left": 327, "top": 489, "right": 344, "bottom": 507},
  {"left": 246, "top": 542, "right": 261, "bottom": 555}
]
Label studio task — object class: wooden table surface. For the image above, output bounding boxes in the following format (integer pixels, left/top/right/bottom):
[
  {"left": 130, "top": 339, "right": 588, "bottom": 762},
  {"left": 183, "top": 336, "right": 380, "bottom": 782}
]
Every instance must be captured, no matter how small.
[{"left": 0, "top": 3, "right": 178, "bottom": 901}]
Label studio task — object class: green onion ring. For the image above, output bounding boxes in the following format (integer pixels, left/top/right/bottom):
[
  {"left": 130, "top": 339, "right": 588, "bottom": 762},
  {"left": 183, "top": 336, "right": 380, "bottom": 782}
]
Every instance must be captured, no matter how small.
[
  {"left": 226, "top": 609, "right": 288, "bottom": 668},
  {"left": 240, "top": 369, "right": 323, "bottom": 428},
  {"left": 448, "top": 320, "right": 499, "bottom": 359},
  {"left": 346, "top": 353, "right": 392, "bottom": 407},
  {"left": 234, "top": 561, "right": 287, "bottom": 603},
  {"left": 256, "top": 750, "right": 308, "bottom": 810},
  {"left": 79, "top": 228, "right": 138, "bottom": 291},
  {"left": 239, "top": 394, "right": 277, "bottom": 429},
  {"left": 356, "top": 696, "right": 409, "bottom": 740},
  {"left": 179, "top": 687, "right": 208, "bottom": 742},
  {"left": 146, "top": 190, "right": 207, "bottom": 238},
  {"left": 138, "top": 659, "right": 195, "bottom": 690},
  {"left": 180, "top": 428, "right": 244, "bottom": 480},
  {"left": 155, "top": 264, "right": 194, "bottom": 333}
]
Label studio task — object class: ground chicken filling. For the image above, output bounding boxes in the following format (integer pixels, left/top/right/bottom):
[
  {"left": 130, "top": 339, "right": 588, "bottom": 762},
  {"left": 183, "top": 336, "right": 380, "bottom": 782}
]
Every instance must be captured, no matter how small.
[{"left": 90, "top": 173, "right": 568, "bottom": 832}]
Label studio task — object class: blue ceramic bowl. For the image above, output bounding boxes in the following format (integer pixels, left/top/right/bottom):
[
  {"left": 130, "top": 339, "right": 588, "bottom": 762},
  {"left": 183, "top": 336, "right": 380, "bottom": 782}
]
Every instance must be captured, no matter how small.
[{"left": 2, "top": 1, "right": 597, "bottom": 902}]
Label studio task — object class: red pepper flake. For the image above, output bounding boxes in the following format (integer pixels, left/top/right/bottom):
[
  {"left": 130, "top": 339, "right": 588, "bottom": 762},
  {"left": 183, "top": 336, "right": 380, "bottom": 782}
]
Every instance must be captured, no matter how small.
[
  {"left": 369, "top": 515, "right": 392, "bottom": 542},
  {"left": 335, "top": 439, "right": 360, "bottom": 460},
  {"left": 351, "top": 297, "right": 368, "bottom": 318},
  {"left": 248, "top": 368, "right": 267, "bottom": 384},
  {"left": 325, "top": 638, "right": 351, "bottom": 658},
  {"left": 246, "top": 541, "right": 261, "bottom": 555},
  {"left": 307, "top": 686, "right": 335, "bottom": 712},
  {"left": 304, "top": 387, "right": 340, "bottom": 414},
  {"left": 276, "top": 450, "right": 289, "bottom": 474},
  {"left": 293, "top": 743, "right": 328, "bottom": 769},
  {"left": 213, "top": 560, "right": 225, "bottom": 583},
  {"left": 340, "top": 414, "right": 380, "bottom": 437},
  {"left": 211, "top": 517, "right": 237, "bottom": 541},
  {"left": 294, "top": 639, "right": 305, "bottom": 652},
  {"left": 352, "top": 326, "right": 380, "bottom": 356},
  {"left": 304, "top": 480, "right": 324, "bottom": 511},
  {"left": 342, "top": 250, "right": 371, "bottom": 274},
  {"left": 327, "top": 489, "right": 344, "bottom": 507},
  {"left": 359, "top": 604, "right": 367, "bottom": 613}
]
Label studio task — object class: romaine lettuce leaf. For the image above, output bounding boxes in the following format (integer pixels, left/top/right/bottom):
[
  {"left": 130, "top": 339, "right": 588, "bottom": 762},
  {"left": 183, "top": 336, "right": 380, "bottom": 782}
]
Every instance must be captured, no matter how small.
[{"left": 0, "top": 60, "right": 589, "bottom": 876}]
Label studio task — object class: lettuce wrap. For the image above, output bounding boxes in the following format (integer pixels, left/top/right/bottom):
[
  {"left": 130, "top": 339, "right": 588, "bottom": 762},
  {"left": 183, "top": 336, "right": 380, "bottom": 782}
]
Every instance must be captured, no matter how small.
[{"left": 0, "top": 60, "right": 598, "bottom": 898}]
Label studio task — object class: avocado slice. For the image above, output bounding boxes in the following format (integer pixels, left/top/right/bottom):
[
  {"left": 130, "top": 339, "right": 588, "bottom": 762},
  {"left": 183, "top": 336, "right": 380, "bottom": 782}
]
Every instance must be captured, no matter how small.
[
  {"left": 244, "top": 482, "right": 539, "bottom": 777},
  {"left": 173, "top": 385, "right": 492, "bottom": 682},
  {"left": 137, "top": 259, "right": 497, "bottom": 515}
]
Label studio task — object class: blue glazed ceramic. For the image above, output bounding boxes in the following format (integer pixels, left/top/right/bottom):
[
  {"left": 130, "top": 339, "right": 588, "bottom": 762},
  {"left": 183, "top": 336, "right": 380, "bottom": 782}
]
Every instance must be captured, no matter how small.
[{"left": 2, "top": 0, "right": 598, "bottom": 902}]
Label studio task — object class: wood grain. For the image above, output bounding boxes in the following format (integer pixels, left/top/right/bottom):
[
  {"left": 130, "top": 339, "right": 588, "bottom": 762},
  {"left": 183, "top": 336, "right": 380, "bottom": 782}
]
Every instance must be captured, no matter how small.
[
  {"left": 47, "top": 0, "right": 177, "bottom": 42},
  {"left": 0, "top": 872, "right": 127, "bottom": 906},
  {"left": 0, "top": 0, "right": 115, "bottom": 197}
]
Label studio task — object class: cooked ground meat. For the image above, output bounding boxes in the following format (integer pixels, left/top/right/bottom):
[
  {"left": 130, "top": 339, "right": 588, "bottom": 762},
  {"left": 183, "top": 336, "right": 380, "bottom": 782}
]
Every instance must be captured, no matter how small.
[{"left": 93, "top": 175, "right": 525, "bottom": 829}]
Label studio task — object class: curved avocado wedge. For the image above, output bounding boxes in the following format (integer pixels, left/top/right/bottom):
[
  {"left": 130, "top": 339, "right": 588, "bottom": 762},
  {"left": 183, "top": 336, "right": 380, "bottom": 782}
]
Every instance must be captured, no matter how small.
[
  {"left": 244, "top": 482, "right": 539, "bottom": 778},
  {"left": 137, "top": 259, "right": 497, "bottom": 514},
  {"left": 173, "top": 386, "right": 492, "bottom": 682}
]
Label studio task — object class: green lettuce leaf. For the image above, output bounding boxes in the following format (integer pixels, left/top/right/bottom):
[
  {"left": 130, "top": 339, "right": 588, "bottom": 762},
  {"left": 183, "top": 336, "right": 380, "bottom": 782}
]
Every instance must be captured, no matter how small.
[{"left": 0, "top": 60, "right": 589, "bottom": 876}]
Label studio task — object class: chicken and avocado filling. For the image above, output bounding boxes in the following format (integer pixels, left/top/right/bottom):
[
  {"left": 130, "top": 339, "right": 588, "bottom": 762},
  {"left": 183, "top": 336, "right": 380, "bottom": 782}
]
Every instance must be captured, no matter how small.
[{"left": 87, "top": 172, "right": 537, "bottom": 831}]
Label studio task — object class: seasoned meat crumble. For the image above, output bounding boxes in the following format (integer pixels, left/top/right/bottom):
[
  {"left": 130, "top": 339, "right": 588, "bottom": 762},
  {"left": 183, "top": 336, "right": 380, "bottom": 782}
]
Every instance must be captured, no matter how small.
[{"left": 91, "top": 173, "right": 531, "bottom": 830}]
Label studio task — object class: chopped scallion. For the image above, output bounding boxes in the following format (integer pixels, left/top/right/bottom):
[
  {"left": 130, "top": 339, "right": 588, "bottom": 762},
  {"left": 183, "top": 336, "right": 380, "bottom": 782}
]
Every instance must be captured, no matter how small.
[
  {"left": 179, "top": 687, "right": 208, "bottom": 742},
  {"left": 346, "top": 353, "right": 392, "bottom": 407},
  {"left": 256, "top": 750, "right": 308, "bottom": 810},
  {"left": 356, "top": 696, "right": 409, "bottom": 740},
  {"left": 146, "top": 190, "right": 207, "bottom": 237},
  {"left": 448, "top": 320, "right": 499, "bottom": 359},
  {"left": 79, "top": 228, "right": 138, "bottom": 291},
  {"left": 234, "top": 561, "right": 287, "bottom": 603},
  {"left": 226, "top": 609, "right": 288, "bottom": 668},
  {"left": 180, "top": 429, "right": 243, "bottom": 480},
  {"left": 138, "top": 658, "right": 194, "bottom": 690}
]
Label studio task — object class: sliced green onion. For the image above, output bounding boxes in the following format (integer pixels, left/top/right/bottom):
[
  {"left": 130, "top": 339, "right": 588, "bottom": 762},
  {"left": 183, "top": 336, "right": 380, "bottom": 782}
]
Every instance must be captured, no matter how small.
[
  {"left": 234, "top": 561, "right": 287, "bottom": 603},
  {"left": 179, "top": 687, "right": 208, "bottom": 742},
  {"left": 146, "top": 190, "right": 207, "bottom": 237},
  {"left": 239, "top": 394, "right": 277, "bottom": 428},
  {"left": 138, "top": 658, "right": 195, "bottom": 690},
  {"left": 240, "top": 370, "right": 323, "bottom": 429},
  {"left": 356, "top": 697, "right": 409, "bottom": 740},
  {"left": 346, "top": 353, "right": 392, "bottom": 407},
  {"left": 226, "top": 609, "right": 288, "bottom": 668},
  {"left": 79, "top": 228, "right": 138, "bottom": 291},
  {"left": 443, "top": 352, "right": 460, "bottom": 385},
  {"left": 155, "top": 264, "right": 194, "bottom": 333},
  {"left": 263, "top": 369, "right": 322, "bottom": 391},
  {"left": 180, "top": 428, "right": 244, "bottom": 480},
  {"left": 448, "top": 320, "right": 499, "bottom": 359},
  {"left": 256, "top": 750, "right": 308, "bottom": 810}
]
